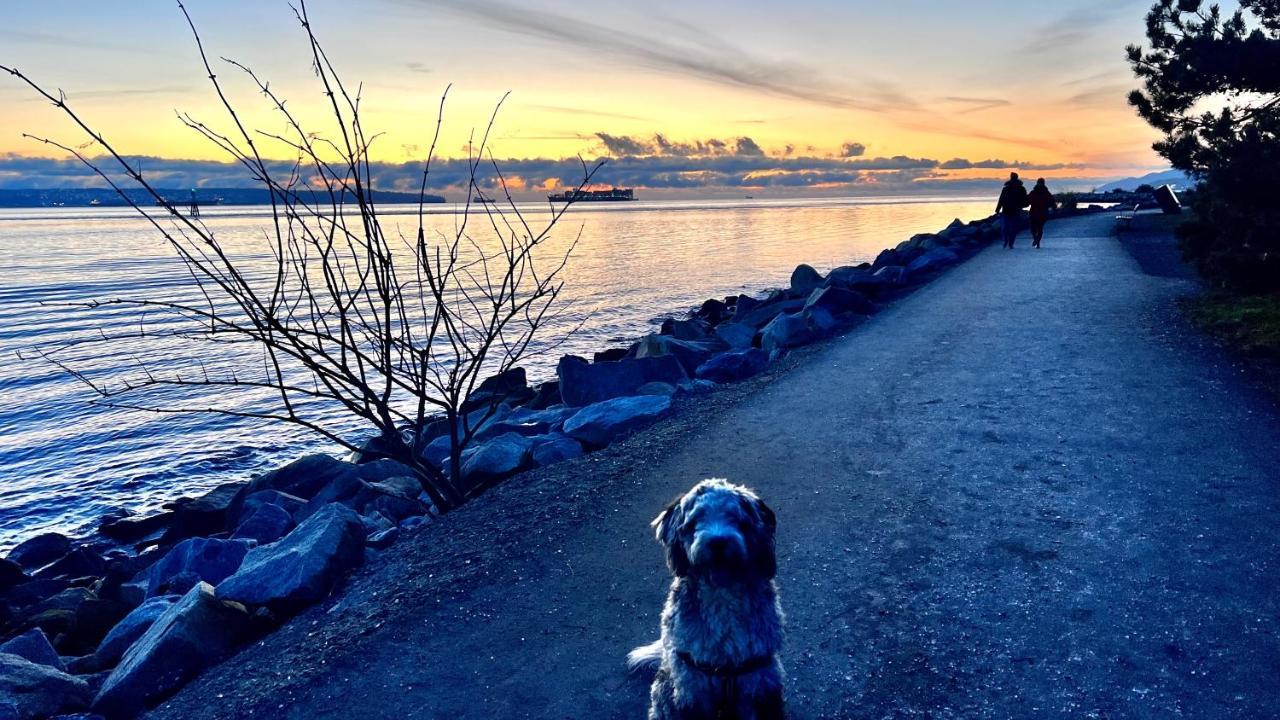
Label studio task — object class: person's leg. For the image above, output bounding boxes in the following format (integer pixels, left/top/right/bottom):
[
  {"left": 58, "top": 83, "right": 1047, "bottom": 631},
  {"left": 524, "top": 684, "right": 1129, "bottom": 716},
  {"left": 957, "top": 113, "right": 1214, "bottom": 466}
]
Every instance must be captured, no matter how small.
[{"left": 1002, "top": 215, "right": 1015, "bottom": 248}]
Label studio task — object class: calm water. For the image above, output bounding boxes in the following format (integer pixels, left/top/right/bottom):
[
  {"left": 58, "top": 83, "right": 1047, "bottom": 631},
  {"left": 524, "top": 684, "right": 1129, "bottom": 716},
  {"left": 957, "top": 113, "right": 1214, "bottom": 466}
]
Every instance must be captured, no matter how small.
[{"left": 0, "top": 196, "right": 991, "bottom": 549}]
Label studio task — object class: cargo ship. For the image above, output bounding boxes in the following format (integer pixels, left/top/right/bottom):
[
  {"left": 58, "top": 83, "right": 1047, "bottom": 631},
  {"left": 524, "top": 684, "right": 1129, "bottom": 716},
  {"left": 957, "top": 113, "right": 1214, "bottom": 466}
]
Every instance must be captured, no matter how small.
[{"left": 547, "top": 187, "right": 636, "bottom": 203}]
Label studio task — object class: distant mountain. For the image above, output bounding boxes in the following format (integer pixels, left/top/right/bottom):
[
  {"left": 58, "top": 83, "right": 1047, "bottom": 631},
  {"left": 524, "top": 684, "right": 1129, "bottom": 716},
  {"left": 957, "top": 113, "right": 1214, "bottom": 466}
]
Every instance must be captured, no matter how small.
[
  {"left": 0, "top": 187, "right": 446, "bottom": 208},
  {"left": 1095, "top": 169, "right": 1194, "bottom": 193}
]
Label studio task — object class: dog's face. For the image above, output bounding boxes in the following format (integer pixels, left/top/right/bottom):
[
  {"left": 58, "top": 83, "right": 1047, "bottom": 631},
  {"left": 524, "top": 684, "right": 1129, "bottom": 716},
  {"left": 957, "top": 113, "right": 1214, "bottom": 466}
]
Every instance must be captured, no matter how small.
[{"left": 653, "top": 479, "right": 776, "bottom": 584}]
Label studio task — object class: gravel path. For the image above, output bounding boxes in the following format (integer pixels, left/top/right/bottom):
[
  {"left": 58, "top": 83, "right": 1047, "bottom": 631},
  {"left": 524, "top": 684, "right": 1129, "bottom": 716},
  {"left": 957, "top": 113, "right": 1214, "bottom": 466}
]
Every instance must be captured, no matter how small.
[{"left": 148, "top": 213, "right": 1280, "bottom": 719}]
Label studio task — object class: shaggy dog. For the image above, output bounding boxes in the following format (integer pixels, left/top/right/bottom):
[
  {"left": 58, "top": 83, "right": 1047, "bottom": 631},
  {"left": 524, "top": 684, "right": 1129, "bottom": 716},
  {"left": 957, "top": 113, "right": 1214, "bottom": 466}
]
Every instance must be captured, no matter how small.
[{"left": 629, "top": 479, "right": 785, "bottom": 720}]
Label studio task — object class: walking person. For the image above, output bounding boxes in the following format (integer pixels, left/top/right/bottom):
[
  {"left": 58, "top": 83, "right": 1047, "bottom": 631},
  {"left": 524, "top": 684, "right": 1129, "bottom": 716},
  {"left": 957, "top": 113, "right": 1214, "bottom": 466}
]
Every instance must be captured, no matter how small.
[
  {"left": 995, "top": 172, "right": 1028, "bottom": 249},
  {"left": 1027, "top": 178, "right": 1056, "bottom": 249}
]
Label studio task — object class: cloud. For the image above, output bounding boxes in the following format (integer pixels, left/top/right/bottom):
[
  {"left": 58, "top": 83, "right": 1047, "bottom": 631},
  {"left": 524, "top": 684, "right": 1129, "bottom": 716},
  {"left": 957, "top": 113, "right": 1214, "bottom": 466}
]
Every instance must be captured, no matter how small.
[
  {"left": 0, "top": 152, "right": 1098, "bottom": 197},
  {"left": 840, "top": 142, "right": 867, "bottom": 158},
  {"left": 407, "top": 0, "right": 916, "bottom": 113},
  {"left": 942, "top": 96, "right": 1012, "bottom": 114},
  {"left": 405, "top": 62, "right": 432, "bottom": 74},
  {"left": 595, "top": 133, "right": 653, "bottom": 156},
  {"left": 526, "top": 104, "right": 652, "bottom": 123}
]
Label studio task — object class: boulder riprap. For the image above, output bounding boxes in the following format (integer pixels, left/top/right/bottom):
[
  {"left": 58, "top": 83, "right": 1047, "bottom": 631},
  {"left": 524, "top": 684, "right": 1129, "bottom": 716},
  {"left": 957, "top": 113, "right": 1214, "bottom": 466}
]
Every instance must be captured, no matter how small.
[
  {"left": 804, "top": 286, "right": 875, "bottom": 316},
  {"left": 760, "top": 311, "right": 817, "bottom": 354},
  {"left": 93, "top": 596, "right": 178, "bottom": 668},
  {"left": 556, "top": 354, "right": 687, "bottom": 407},
  {"left": 231, "top": 455, "right": 417, "bottom": 521},
  {"left": 0, "top": 629, "right": 64, "bottom": 671},
  {"left": 530, "top": 435, "right": 584, "bottom": 467},
  {"left": 562, "top": 395, "right": 672, "bottom": 447},
  {"left": 132, "top": 537, "right": 254, "bottom": 597},
  {"left": 634, "top": 334, "right": 722, "bottom": 375},
  {"left": 216, "top": 503, "right": 365, "bottom": 616},
  {"left": 92, "top": 583, "right": 250, "bottom": 718},
  {"left": 906, "top": 247, "right": 960, "bottom": 275},
  {"left": 789, "top": 263, "right": 824, "bottom": 293},
  {"left": 6, "top": 534, "right": 70, "bottom": 572},
  {"left": 695, "top": 349, "right": 769, "bottom": 384},
  {"left": 231, "top": 502, "right": 293, "bottom": 545},
  {"left": 713, "top": 322, "right": 756, "bottom": 349},
  {"left": 459, "top": 433, "right": 535, "bottom": 488},
  {"left": 0, "top": 652, "right": 92, "bottom": 719}
]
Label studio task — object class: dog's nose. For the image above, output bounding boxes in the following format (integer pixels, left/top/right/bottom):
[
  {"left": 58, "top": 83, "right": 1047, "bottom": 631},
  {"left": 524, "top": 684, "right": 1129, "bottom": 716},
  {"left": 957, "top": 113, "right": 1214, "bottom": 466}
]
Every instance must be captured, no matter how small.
[{"left": 705, "top": 535, "right": 732, "bottom": 558}]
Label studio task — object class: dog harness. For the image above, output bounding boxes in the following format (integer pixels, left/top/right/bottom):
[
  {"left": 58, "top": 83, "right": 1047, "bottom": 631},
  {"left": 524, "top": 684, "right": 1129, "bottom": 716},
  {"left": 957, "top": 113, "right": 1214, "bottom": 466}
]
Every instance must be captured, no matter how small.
[{"left": 676, "top": 651, "right": 775, "bottom": 719}]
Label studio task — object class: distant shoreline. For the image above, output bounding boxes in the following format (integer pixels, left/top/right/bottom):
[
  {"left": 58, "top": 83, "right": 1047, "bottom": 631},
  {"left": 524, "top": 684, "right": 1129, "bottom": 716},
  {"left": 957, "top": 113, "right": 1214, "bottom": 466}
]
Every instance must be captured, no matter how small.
[{"left": 0, "top": 187, "right": 446, "bottom": 209}]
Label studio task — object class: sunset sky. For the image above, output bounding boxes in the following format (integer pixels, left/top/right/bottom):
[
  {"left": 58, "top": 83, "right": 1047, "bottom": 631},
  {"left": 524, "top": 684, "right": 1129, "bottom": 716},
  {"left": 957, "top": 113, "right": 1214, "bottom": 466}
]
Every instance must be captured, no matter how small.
[{"left": 0, "top": 0, "right": 1167, "bottom": 197}]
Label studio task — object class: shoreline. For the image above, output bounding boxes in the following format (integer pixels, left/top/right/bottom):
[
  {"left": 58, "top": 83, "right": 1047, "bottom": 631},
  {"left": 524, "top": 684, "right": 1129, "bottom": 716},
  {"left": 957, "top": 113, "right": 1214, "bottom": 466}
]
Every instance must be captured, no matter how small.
[{"left": 0, "top": 207, "right": 1099, "bottom": 718}]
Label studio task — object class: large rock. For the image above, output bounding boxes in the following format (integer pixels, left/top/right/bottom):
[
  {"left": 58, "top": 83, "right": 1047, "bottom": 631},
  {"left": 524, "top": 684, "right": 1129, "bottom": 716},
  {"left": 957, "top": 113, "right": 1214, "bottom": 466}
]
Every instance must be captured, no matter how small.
[
  {"left": 231, "top": 455, "right": 418, "bottom": 522},
  {"left": 462, "top": 367, "right": 531, "bottom": 411},
  {"left": 556, "top": 354, "right": 687, "bottom": 407},
  {"left": 132, "top": 538, "right": 254, "bottom": 598},
  {"left": 0, "top": 559, "right": 26, "bottom": 594},
  {"left": 873, "top": 265, "right": 908, "bottom": 286},
  {"left": 216, "top": 504, "right": 365, "bottom": 615},
  {"left": 823, "top": 265, "right": 871, "bottom": 289},
  {"left": 695, "top": 298, "right": 729, "bottom": 325},
  {"left": 804, "top": 286, "right": 874, "bottom": 316},
  {"left": 695, "top": 349, "right": 769, "bottom": 384},
  {"left": 562, "top": 395, "right": 672, "bottom": 448},
  {"left": 93, "top": 596, "right": 178, "bottom": 668},
  {"left": 6, "top": 534, "right": 70, "bottom": 572},
  {"left": 459, "top": 433, "right": 535, "bottom": 489},
  {"left": 530, "top": 435, "right": 584, "bottom": 467},
  {"left": 92, "top": 583, "right": 250, "bottom": 718},
  {"left": 473, "top": 406, "right": 576, "bottom": 442},
  {"left": 732, "top": 297, "right": 806, "bottom": 329},
  {"left": 713, "top": 322, "right": 756, "bottom": 350},
  {"left": 33, "top": 548, "right": 104, "bottom": 581},
  {"left": 659, "top": 317, "right": 712, "bottom": 341},
  {"left": 0, "top": 629, "right": 63, "bottom": 671},
  {"left": 231, "top": 503, "right": 293, "bottom": 545},
  {"left": 157, "top": 482, "right": 245, "bottom": 544},
  {"left": 0, "top": 653, "right": 92, "bottom": 719},
  {"left": 871, "top": 248, "right": 902, "bottom": 272},
  {"left": 236, "top": 490, "right": 305, "bottom": 524},
  {"left": 906, "top": 246, "right": 960, "bottom": 274},
  {"left": 761, "top": 312, "right": 817, "bottom": 354},
  {"left": 789, "top": 264, "right": 824, "bottom": 293},
  {"left": 633, "top": 334, "right": 722, "bottom": 375}
]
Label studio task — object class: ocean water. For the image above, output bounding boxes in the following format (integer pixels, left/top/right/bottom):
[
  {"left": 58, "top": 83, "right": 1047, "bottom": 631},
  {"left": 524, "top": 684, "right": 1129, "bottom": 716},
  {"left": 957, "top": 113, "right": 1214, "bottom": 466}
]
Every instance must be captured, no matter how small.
[{"left": 0, "top": 196, "right": 991, "bottom": 549}]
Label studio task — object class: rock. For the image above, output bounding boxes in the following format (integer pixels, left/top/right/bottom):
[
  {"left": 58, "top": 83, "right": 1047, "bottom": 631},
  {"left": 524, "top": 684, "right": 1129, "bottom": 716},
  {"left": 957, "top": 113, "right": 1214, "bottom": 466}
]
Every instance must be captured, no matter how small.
[
  {"left": 789, "top": 263, "right": 824, "bottom": 293},
  {"left": 99, "top": 511, "right": 172, "bottom": 543},
  {"left": 7, "top": 534, "right": 70, "bottom": 572},
  {"left": 634, "top": 334, "right": 722, "bottom": 375},
  {"left": 804, "top": 286, "right": 875, "bottom": 316},
  {"left": 0, "top": 559, "right": 27, "bottom": 594},
  {"left": 0, "top": 653, "right": 92, "bottom": 719},
  {"left": 873, "top": 265, "right": 908, "bottom": 285},
  {"left": 562, "top": 395, "right": 672, "bottom": 448},
  {"left": 525, "top": 380, "right": 562, "bottom": 410},
  {"left": 92, "top": 596, "right": 178, "bottom": 668},
  {"left": 236, "top": 490, "right": 305, "bottom": 524},
  {"left": 5, "top": 580, "right": 69, "bottom": 611},
  {"left": 231, "top": 455, "right": 418, "bottom": 520},
  {"left": 732, "top": 298, "right": 806, "bottom": 329},
  {"left": 92, "top": 583, "right": 250, "bottom": 718},
  {"left": 731, "top": 294, "right": 760, "bottom": 317},
  {"left": 695, "top": 349, "right": 769, "bottom": 384},
  {"left": 659, "top": 317, "right": 712, "bottom": 341},
  {"left": 474, "top": 405, "right": 576, "bottom": 442},
  {"left": 871, "top": 248, "right": 902, "bottom": 272},
  {"left": 463, "top": 367, "right": 531, "bottom": 411},
  {"left": 366, "top": 527, "right": 399, "bottom": 551},
  {"left": 761, "top": 312, "right": 816, "bottom": 354},
  {"left": 66, "top": 600, "right": 132, "bottom": 656},
  {"left": 556, "top": 354, "right": 687, "bottom": 407},
  {"left": 906, "top": 246, "right": 960, "bottom": 274},
  {"left": 635, "top": 382, "right": 677, "bottom": 396},
  {"left": 35, "top": 549, "right": 105, "bottom": 581},
  {"left": 713, "top": 323, "right": 756, "bottom": 349},
  {"left": 420, "top": 435, "right": 453, "bottom": 469},
  {"left": 217, "top": 504, "right": 365, "bottom": 615},
  {"left": 530, "top": 435, "right": 584, "bottom": 467},
  {"left": 0, "top": 630, "right": 64, "bottom": 671},
  {"left": 132, "top": 538, "right": 254, "bottom": 598},
  {"left": 695, "top": 298, "right": 729, "bottom": 325},
  {"left": 231, "top": 503, "right": 293, "bottom": 545},
  {"left": 823, "top": 265, "right": 870, "bottom": 289},
  {"left": 460, "top": 433, "right": 535, "bottom": 489},
  {"left": 592, "top": 348, "right": 630, "bottom": 363},
  {"left": 360, "top": 512, "right": 395, "bottom": 538},
  {"left": 804, "top": 306, "right": 839, "bottom": 334},
  {"left": 158, "top": 482, "right": 245, "bottom": 544},
  {"left": 677, "top": 379, "right": 718, "bottom": 396}
]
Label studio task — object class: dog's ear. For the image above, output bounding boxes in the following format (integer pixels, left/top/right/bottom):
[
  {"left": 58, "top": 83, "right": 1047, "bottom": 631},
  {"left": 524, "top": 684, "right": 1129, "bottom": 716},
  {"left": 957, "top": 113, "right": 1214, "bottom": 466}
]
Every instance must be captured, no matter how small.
[
  {"left": 754, "top": 498, "right": 777, "bottom": 532},
  {"left": 652, "top": 499, "right": 690, "bottom": 577}
]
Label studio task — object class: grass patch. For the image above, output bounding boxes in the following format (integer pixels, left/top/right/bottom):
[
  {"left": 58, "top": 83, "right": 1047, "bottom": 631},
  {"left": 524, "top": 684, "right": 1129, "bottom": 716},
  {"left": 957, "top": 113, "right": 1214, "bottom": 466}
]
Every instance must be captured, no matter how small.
[{"left": 1186, "top": 293, "right": 1280, "bottom": 357}]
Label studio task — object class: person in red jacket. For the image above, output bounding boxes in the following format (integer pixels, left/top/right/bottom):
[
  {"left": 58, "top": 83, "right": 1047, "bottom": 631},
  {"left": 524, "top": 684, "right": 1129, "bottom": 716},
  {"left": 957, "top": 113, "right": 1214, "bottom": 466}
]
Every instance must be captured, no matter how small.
[{"left": 1027, "top": 178, "right": 1057, "bottom": 249}]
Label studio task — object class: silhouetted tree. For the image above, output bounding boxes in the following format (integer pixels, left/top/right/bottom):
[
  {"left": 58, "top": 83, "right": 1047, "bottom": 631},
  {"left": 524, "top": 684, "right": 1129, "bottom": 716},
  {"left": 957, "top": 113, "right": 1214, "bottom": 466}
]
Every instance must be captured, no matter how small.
[
  {"left": 1128, "top": 0, "right": 1280, "bottom": 291},
  {"left": 1, "top": 1, "right": 602, "bottom": 511}
]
